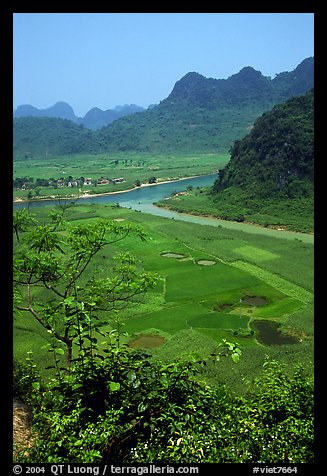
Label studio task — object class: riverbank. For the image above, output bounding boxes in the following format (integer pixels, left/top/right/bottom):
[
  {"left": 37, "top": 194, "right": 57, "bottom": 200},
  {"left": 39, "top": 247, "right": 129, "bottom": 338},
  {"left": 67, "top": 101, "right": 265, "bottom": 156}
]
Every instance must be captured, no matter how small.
[
  {"left": 13, "top": 173, "right": 313, "bottom": 243},
  {"left": 13, "top": 173, "right": 209, "bottom": 203},
  {"left": 151, "top": 204, "right": 314, "bottom": 243},
  {"left": 156, "top": 201, "right": 314, "bottom": 236}
]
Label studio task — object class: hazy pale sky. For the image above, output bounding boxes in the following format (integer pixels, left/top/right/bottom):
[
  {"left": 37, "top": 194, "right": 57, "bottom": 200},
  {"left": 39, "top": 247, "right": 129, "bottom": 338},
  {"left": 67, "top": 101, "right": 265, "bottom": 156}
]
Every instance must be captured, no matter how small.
[{"left": 13, "top": 12, "right": 314, "bottom": 117}]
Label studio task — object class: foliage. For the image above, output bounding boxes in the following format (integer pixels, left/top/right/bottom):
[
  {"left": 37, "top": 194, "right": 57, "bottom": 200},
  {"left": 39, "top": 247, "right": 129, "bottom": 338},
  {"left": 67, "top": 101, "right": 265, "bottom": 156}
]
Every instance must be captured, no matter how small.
[
  {"left": 15, "top": 350, "right": 313, "bottom": 463},
  {"left": 212, "top": 90, "right": 314, "bottom": 199},
  {"left": 13, "top": 206, "right": 314, "bottom": 463},
  {"left": 13, "top": 206, "right": 158, "bottom": 368},
  {"left": 13, "top": 355, "right": 40, "bottom": 402}
]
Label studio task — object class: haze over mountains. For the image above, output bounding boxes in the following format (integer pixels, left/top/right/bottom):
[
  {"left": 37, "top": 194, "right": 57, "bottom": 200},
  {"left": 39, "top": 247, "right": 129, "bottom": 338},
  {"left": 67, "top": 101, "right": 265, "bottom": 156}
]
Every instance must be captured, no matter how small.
[
  {"left": 14, "top": 102, "right": 146, "bottom": 130},
  {"left": 13, "top": 57, "right": 314, "bottom": 158}
]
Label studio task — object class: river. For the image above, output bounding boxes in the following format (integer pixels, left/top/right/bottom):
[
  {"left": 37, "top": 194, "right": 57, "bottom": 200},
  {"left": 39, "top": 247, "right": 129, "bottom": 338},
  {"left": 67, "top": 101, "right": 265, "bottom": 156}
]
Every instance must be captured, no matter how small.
[{"left": 13, "top": 173, "right": 313, "bottom": 243}]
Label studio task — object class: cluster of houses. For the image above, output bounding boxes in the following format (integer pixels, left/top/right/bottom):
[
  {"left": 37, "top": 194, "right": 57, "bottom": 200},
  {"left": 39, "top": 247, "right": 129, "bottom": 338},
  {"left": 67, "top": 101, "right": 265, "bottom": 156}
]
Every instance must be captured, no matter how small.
[
  {"left": 56, "top": 177, "right": 125, "bottom": 188},
  {"left": 18, "top": 177, "right": 125, "bottom": 190}
]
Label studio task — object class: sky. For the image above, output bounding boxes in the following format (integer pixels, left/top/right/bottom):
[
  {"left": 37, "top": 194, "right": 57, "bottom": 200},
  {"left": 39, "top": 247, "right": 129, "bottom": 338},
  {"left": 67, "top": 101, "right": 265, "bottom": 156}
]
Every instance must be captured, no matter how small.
[{"left": 13, "top": 13, "right": 314, "bottom": 117}]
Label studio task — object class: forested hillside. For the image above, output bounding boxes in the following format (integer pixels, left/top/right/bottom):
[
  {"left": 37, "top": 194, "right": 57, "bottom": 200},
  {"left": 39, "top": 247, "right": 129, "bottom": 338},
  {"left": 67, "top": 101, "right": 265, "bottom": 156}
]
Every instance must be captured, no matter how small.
[
  {"left": 13, "top": 57, "right": 313, "bottom": 158},
  {"left": 96, "top": 57, "right": 314, "bottom": 153},
  {"left": 212, "top": 90, "right": 314, "bottom": 199},
  {"left": 159, "top": 90, "right": 314, "bottom": 232},
  {"left": 13, "top": 117, "right": 97, "bottom": 158}
]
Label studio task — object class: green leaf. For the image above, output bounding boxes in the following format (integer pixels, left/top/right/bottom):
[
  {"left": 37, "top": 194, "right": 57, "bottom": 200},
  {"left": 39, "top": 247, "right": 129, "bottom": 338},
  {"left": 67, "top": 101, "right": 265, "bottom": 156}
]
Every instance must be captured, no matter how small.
[
  {"left": 32, "top": 382, "right": 40, "bottom": 391},
  {"left": 231, "top": 353, "right": 240, "bottom": 363},
  {"left": 138, "top": 402, "right": 148, "bottom": 413},
  {"left": 54, "top": 348, "right": 65, "bottom": 355},
  {"left": 108, "top": 381, "right": 120, "bottom": 392}
]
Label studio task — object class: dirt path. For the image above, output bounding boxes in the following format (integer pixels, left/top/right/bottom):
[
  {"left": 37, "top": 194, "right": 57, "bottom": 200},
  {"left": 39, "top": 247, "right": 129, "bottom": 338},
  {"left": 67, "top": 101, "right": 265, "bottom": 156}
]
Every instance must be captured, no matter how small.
[{"left": 13, "top": 399, "right": 33, "bottom": 459}]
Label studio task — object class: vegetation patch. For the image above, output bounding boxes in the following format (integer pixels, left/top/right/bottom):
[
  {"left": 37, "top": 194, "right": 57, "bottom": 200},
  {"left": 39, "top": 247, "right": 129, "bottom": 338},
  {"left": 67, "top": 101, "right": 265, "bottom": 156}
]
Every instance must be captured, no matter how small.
[
  {"left": 13, "top": 204, "right": 313, "bottom": 400},
  {"left": 231, "top": 261, "right": 313, "bottom": 303},
  {"left": 188, "top": 312, "right": 250, "bottom": 330},
  {"left": 234, "top": 245, "right": 279, "bottom": 262},
  {"left": 252, "top": 298, "right": 303, "bottom": 318}
]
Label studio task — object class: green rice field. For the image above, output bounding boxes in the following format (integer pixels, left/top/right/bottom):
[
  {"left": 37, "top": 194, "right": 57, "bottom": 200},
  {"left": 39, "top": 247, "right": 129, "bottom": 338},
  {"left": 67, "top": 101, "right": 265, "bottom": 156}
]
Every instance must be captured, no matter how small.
[{"left": 13, "top": 202, "right": 314, "bottom": 391}]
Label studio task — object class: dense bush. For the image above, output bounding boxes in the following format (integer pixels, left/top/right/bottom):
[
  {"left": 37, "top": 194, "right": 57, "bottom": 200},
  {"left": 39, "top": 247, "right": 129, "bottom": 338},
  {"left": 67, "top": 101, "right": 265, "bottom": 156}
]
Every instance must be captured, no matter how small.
[{"left": 14, "top": 347, "right": 314, "bottom": 463}]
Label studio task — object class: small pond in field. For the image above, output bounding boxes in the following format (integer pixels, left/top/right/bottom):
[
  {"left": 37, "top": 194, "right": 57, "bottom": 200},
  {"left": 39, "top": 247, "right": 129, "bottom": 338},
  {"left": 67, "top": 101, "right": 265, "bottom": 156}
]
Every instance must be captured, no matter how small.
[
  {"left": 242, "top": 296, "right": 267, "bottom": 306},
  {"left": 161, "top": 252, "right": 186, "bottom": 259},
  {"left": 197, "top": 259, "right": 216, "bottom": 266},
  {"left": 128, "top": 334, "right": 165, "bottom": 349},
  {"left": 251, "top": 319, "right": 299, "bottom": 346}
]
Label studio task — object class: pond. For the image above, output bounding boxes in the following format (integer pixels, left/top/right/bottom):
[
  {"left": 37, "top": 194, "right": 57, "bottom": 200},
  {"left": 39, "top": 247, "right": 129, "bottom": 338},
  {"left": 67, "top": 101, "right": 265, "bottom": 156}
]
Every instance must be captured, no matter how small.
[
  {"left": 251, "top": 319, "right": 299, "bottom": 346},
  {"left": 161, "top": 252, "right": 186, "bottom": 259},
  {"left": 242, "top": 296, "right": 267, "bottom": 306},
  {"left": 197, "top": 259, "right": 216, "bottom": 266},
  {"left": 128, "top": 334, "right": 165, "bottom": 349}
]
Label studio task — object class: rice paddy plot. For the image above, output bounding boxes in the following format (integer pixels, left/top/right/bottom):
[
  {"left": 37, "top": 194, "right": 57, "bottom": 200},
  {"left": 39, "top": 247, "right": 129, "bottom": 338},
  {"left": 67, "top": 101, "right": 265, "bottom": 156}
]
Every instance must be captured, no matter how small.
[
  {"left": 188, "top": 312, "right": 250, "bottom": 330},
  {"left": 165, "top": 261, "right": 261, "bottom": 303},
  {"left": 197, "top": 259, "right": 216, "bottom": 266},
  {"left": 231, "top": 261, "right": 313, "bottom": 303},
  {"left": 161, "top": 252, "right": 186, "bottom": 259},
  {"left": 128, "top": 334, "right": 165, "bottom": 349},
  {"left": 251, "top": 297, "right": 304, "bottom": 318},
  {"left": 123, "top": 302, "right": 208, "bottom": 336},
  {"left": 233, "top": 245, "right": 279, "bottom": 262}
]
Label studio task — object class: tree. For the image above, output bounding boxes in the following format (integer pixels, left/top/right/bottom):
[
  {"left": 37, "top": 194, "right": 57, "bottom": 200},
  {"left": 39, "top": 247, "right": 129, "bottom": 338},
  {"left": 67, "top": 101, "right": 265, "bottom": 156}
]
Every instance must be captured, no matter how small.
[{"left": 13, "top": 206, "right": 158, "bottom": 368}]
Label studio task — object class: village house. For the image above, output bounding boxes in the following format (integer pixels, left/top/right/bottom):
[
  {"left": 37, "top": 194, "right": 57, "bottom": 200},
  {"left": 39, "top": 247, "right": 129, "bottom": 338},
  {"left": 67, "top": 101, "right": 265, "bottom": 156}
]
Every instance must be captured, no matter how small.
[{"left": 97, "top": 179, "right": 110, "bottom": 185}]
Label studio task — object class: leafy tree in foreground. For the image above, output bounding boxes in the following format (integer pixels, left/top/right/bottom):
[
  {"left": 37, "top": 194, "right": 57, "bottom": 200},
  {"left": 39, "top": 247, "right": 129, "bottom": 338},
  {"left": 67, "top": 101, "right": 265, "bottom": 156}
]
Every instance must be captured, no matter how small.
[{"left": 13, "top": 206, "right": 157, "bottom": 368}]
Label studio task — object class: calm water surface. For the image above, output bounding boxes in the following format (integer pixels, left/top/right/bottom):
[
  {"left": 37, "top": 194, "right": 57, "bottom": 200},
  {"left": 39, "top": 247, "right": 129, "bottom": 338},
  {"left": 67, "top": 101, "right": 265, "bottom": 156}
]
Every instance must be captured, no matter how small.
[{"left": 14, "top": 173, "right": 313, "bottom": 243}]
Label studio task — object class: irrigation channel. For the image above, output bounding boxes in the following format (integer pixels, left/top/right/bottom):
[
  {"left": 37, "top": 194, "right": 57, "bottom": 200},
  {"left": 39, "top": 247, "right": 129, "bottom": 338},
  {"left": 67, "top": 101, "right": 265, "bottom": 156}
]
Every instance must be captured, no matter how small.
[{"left": 14, "top": 173, "right": 313, "bottom": 243}]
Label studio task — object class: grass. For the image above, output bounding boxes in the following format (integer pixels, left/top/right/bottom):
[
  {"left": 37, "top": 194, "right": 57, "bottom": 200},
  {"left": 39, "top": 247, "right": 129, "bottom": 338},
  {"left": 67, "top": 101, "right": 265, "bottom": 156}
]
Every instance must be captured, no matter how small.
[
  {"left": 13, "top": 201, "right": 314, "bottom": 392},
  {"left": 232, "top": 245, "right": 279, "bottom": 262},
  {"left": 165, "top": 261, "right": 260, "bottom": 302},
  {"left": 13, "top": 152, "right": 229, "bottom": 200},
  {"left": 230, "top": 261, "right": 313, "bottom": 304},
  {"left": 157, "top": 185, "right": 314, "bottom": 233}
]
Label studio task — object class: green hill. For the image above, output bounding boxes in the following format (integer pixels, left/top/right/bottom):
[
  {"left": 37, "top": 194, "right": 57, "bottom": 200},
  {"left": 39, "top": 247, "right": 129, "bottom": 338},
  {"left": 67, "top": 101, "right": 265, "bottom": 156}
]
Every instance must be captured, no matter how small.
[
  {"left": 96, "top": 57, "right": 313, "bottom": 153},
  {"left": 159, "top": 90, "right": 314, "bottom": 233},
  {"left": 13, "top": 117, "right": 97, "bottom": 158},
  {"left": 212, "top": 90, "right": 314, "bottom": 198},
  {"left": 13, "top": 57, "right": 314, "bottom": 158},
  {"left": 210, "top": 90, "right": 314, "bottom": 232}
]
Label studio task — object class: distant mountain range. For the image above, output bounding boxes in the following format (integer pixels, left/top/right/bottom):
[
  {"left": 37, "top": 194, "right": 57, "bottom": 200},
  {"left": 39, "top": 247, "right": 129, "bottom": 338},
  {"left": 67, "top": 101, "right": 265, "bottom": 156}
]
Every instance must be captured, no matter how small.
[
  {"left": 13, "top": 102, "right": 146, "bottom": 130},
  {"left": 13, "top": 57, "right": 314, "bottom": 157},
  {"left": 96, "top": 57, "right": 313, "bottom": 153}
]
